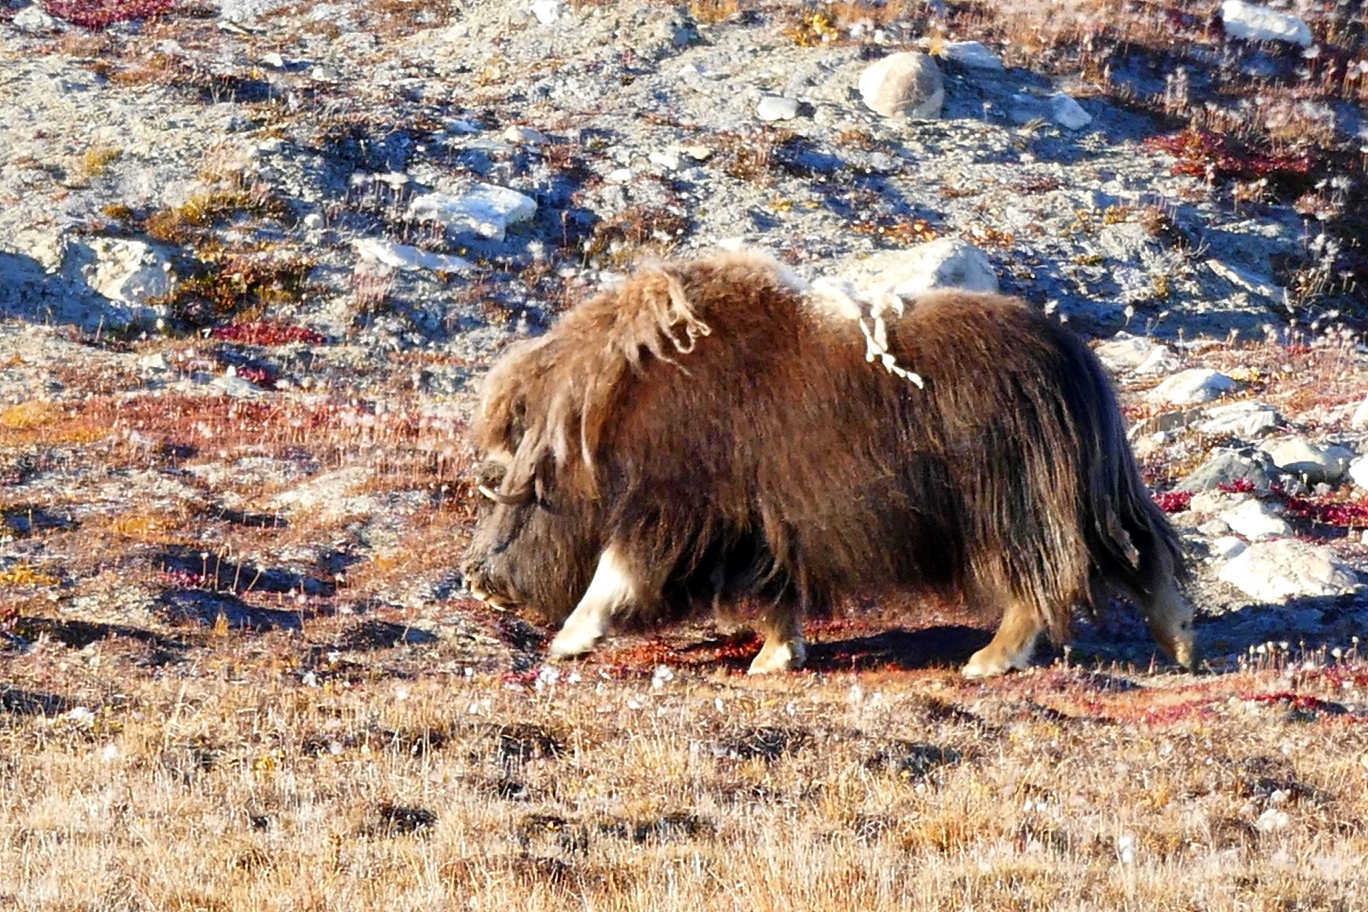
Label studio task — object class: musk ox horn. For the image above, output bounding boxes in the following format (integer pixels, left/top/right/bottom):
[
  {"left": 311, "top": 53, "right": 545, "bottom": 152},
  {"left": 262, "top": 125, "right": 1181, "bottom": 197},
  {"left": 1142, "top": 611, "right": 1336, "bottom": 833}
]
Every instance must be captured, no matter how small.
[{"left": 477, "top": 483, "right": 533, "bottom": 506}]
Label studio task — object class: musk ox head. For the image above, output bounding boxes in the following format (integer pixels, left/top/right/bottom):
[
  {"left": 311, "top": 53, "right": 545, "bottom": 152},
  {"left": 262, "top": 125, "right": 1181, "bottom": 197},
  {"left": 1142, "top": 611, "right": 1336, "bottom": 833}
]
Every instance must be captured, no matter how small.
[{"left": 459, "top": 336, "right": 603, "bottom": 622}]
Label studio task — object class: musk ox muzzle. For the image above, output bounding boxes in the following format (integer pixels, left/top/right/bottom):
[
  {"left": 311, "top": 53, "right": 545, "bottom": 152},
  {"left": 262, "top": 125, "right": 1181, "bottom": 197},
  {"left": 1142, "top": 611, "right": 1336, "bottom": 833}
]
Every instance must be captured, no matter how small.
[{"left": 462, "top": 251, "right": 1195, "bottom": 677}]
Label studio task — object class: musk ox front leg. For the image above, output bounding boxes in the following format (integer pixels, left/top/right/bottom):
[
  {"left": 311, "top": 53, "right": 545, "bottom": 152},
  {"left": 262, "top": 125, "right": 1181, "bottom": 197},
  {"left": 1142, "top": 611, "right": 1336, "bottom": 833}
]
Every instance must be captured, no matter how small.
[
  {"left": 962, "top": 599, "right": 1043, "bottom": 679},
  {"left": 547, "top": 544, "right": 640, "bottom": 660},
  {"left": 748, "top": 604, "right": 807, "bottom": 675}
]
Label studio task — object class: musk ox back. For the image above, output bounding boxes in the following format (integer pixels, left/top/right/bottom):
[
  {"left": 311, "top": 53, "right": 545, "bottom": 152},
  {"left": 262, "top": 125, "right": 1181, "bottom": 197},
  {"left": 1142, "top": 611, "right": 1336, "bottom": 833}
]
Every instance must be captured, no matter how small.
[{"left": 461, "top": 251, "right": 1195, "bottom": 677}]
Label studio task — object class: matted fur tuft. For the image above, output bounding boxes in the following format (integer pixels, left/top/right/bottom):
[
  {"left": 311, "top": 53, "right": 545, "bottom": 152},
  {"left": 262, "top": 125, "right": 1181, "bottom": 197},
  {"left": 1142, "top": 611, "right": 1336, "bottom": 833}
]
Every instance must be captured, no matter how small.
[{"left": 464, "top": 251, "right": 1189, "bottom": 664}]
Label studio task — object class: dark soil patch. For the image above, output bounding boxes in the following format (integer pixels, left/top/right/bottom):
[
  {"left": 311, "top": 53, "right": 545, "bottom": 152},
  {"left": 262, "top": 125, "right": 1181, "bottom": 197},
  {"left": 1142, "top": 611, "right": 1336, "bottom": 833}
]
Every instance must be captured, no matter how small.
[
  {"left": 374, "top": 803, "right": 437, "bottom": 837},
  {"left": 864, "top": 741, "right": 962, "bottom": 781},
  {"left": 717, "top": 725, "right": 809, "bottom": 763},
  {"left": 0, "top": 686, "right": 69, "bottom": 716},
  {"left": 337, "top": 619, "right": 438, "bottom": 650},
  {"left": 495, "top": 722, "right": 564, "bottom": 767}
]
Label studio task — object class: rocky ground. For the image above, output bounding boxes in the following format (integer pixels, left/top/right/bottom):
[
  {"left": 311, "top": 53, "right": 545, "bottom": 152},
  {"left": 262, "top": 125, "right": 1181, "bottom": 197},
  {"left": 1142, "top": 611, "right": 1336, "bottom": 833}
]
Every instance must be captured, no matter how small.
[{"left": 2, "top": 0, "right": 1368, "bottom": 678}]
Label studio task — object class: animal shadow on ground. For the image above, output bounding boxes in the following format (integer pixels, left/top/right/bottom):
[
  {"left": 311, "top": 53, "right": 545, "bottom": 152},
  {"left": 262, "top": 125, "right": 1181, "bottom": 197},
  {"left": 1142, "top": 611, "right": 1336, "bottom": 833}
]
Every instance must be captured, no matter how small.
[
  {"left": 805, "top": 625, "right": 994, "bottom": 672},
  {"left": 667, "top": 625, "right": 993, "bottom": 674}
]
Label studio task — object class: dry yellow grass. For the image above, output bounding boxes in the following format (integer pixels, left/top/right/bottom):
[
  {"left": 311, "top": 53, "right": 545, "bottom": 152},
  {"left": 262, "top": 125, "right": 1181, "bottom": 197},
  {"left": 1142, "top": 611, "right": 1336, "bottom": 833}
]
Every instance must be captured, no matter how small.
[{"left": 2, "top": 635, "right": 1367, "bottom": 911}]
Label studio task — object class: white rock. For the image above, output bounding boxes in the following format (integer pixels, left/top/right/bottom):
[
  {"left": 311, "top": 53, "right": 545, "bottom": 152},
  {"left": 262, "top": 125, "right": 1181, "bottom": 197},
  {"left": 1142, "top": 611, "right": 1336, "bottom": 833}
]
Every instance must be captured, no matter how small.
[
  {"left": 605, "top": 167, "right": 634, "bottom": 184},
  {"left": 757, "top": 95, "right": 800, "bottom": 122},
  {"left": 1189, "top": 490, "right": 1248, "bottom": 515},
  {"left": 503, "top": 125, "right": 547, "bottom": 145},
  {"left": 858, "top": 52, "right": 944, "bottom": 119},
  {"left": 847, "top": 238, "right": 998, "bottom": 298},
  {"left": 1211, "top": 536, "right": 1248, "bottom": 561},
  {"left": 1259, "top": 437, "right": 1355, "bottom": 485},
  {"left": 212, "top": 370, "right": 264, "bottom": 398},
  {"left": 1218, "top": 539, "right": 1358, "bottom": 602},
  {"left": 1048, "top": 94, "right": 1092, "bottom": 131},
  {"left": 1220, "top": 0, "right": 1312, "bottom": 46},
  {"left": 405, "top": 185, "right": 537, "bottom": 241},
  {"left": 1206, "top": 258, "right": 1284, "bottom": 300},
  {"left": 1146, "top": 368, "right": 1237, "bottom": 406},
  {"left": 1134, "top": 344, "right": 1179, "bottom": 375},
  {"left": 530, "top": 0, "right": 563, "bottom": 24},
  {"left": 1094, "top": 332, "right": 1154, "bottom": 372},
  {"left": 648, "top": 149, "right": 681, "bottom": 170},
  {"left": 260, "top": 52, "right": 287, "bottom": 69},
  {"left": 1349, "top": 455, "right": 1368, "bottom": 490},
  {"left": 1255, "top": 808, "right": 1291, "bottom": 832},
  {"left": 353, "top": 238, "right": 473, "bottom": 274},
  {"left": 269, "top": 466, "right": 379, "bottom": 520},
  {"left": 1220, "top": 499, "right": 1290, "bottom": 540},
  {"left": 939, "top": 41, "right": 1003, "bottom": 71},
  {"left": 1350, "top": 394, "right": 1368, "bottom": 430},
  {"left": 138, "top": 351, "right": 171, "bottom": 373},
  {"left": 1198, "top": 400, "right": 1281, "bottom": 438},
  {"left": 13, "top": 5, "right": 61, "bottom": 32},
  {"left": 63, "top": 238, "right": 176, "bottom": 306},
  {"left": 303, "top": 213, "right": 325, "bottom": 230}
]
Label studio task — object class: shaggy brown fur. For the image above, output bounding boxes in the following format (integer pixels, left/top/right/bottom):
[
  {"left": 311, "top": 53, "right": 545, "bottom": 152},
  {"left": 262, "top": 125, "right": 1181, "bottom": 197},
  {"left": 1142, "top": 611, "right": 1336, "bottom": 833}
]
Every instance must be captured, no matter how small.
[{"left": 462, "top": 251, "right": 1194, "bottom": 675}]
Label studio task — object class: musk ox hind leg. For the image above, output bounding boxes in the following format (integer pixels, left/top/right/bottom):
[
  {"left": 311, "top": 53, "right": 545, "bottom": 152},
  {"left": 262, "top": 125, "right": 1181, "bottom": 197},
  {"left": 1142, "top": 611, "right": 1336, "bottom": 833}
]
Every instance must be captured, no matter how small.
[
  {"left": 547, "top": 543, "right": 640, "bottom": 660},
  {"left": 962, "top": 599, "right": 1044, "bottom": 680}
]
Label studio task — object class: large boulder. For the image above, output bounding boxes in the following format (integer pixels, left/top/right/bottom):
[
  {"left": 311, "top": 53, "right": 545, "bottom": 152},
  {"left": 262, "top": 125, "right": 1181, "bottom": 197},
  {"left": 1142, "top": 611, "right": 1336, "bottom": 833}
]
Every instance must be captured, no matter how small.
[{"left": 858, "top": 52, "right": 944, "bottom": 119}]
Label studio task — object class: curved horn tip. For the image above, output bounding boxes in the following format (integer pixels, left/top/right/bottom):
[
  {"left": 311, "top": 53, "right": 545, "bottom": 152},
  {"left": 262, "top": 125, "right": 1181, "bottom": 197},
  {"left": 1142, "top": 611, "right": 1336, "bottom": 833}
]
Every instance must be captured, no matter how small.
[{"left": 478, "top": 484, "right": 532, "bottom": 506}]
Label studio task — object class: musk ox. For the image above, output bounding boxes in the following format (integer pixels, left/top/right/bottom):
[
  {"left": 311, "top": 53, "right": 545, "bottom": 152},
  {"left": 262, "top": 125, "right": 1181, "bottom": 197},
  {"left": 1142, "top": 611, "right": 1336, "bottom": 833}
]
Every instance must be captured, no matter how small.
[{"left": 461, "top": 251, "right": 1195, "bottom": 677}]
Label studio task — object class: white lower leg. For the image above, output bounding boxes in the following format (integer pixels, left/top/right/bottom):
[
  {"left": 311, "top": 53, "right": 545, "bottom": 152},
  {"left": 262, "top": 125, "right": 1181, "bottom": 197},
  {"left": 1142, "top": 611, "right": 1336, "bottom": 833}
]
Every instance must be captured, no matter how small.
[
  {"left": 748, "top": 605, "right": 807, "bottom": 674},
  {"left": 548, "top": 544, "right": 638, "bottom": 659}
]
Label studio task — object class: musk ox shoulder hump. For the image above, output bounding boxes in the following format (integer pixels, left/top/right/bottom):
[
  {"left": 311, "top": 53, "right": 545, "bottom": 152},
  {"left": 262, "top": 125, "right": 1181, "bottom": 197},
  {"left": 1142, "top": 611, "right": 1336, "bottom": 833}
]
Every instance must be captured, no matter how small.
[{"left": 477, "top": 250, "right": 804, "bottom": 478}]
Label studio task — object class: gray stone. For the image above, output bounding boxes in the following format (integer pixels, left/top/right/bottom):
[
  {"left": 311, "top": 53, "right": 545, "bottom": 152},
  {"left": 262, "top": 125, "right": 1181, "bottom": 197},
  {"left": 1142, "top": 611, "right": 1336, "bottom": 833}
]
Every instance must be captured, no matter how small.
[
  {"left": 940, "top": 41, "right": 1003, "bottom": 71},
  {"left": 61, "top": 237, "right": 176, "bottom": 313},
  {"left": 1258, "top": 437, "right": 1354, "bottom": 485},
  {"left": 846, "top": 238, "right": 998, "bottom": 298},
  {"left": 1350, "top": 394, "right": 1368, "bottom": 430},
  {"left": 1175, "top": 448, "right": 1277, "bottom": 493},
  {"left": 1220, "top": 499, "right": 1289, "bottom": 540},
  {"left": 1048, "top": 94, "right": 1092, "bottom": 131},
  {"left": 1094, "top": 332, "right": 1154, "bottom": 373},
  {"left": 353, "top": 238, "right": 473, "bottom": 274},
  {"left": 1146, "top": 368, "right": 1237, "bottom": 406},
  {"left": 1220, "top": 0, "right": 1312, "bottom": 46},
  {"left": 1349, "top": 455, "right": 1368, "bottom": 490},
  {"left": 858, "top": 52, "right": 944, "bottom": 119},
  {"left": 405, "top": 185, "right": 537, "bottom": 241},
  {"left": 1206, "top": 258, "right": 1284, "bottom": 300},
  {"left": 1197, "top": 400, "right": 1281, "bottom": 438},
  {"left": 1218, "top": 539, "right": 1358, "bottom": 602},
  {"left": 503, "top": 125, "right": 547, "bottom": 145},
  {"left": 13, "top": 5, "right": 62, "bottom": 33},
  {"left": 530, "top": 0, "right": 563, "bottom": 24},
  {"left": 269, "top": 466, "right": 379, "bottom": 521},
  {"left": 1210, "top": 536, "right": 1248, "bottom": 561},
  {"left": 757, "top": 95, "right": 800, "bottom": 122}
]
